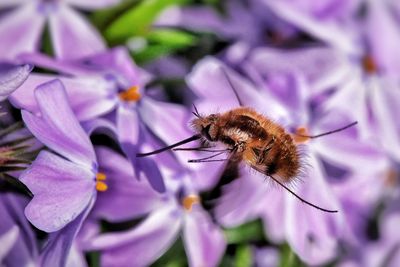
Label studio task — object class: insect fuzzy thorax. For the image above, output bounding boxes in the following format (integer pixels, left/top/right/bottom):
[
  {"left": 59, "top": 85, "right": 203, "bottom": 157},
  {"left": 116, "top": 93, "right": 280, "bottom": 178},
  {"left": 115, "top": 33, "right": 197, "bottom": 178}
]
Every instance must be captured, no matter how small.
[{"left": 191, "top": 107, "right": 301, "bottom": 184}]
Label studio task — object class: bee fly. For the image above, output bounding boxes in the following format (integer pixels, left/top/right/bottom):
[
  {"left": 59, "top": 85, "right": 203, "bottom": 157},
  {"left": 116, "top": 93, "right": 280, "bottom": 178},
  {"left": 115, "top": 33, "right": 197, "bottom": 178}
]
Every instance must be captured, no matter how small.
[{"left": 137, "top": 68, "right": 357, "bottom": 213}]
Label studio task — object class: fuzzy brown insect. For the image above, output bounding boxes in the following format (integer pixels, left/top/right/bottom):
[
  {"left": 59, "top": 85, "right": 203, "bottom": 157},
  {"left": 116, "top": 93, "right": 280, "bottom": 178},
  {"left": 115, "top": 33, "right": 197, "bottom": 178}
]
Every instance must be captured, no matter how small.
[{"left": 137, "top": 69, "right": 357, "bottom": 213}]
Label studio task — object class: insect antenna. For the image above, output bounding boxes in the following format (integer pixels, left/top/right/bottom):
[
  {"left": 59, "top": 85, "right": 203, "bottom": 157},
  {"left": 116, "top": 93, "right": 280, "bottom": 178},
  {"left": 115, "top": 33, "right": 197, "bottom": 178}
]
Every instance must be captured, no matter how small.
[
  {"left": 136, "top": 134, "right": 202, "bottom": 157},
  {"left": 268, "top": 175, "right": 338, "bottom": 213},
  {"left": 296, "top": 121, "right": 358, "bottom": 139},
  {"left": 220, "top": 67, "right": 244, "bottom": 107},
  {"left": 192, "top": 104, "right": 201, "bottom": 118}
]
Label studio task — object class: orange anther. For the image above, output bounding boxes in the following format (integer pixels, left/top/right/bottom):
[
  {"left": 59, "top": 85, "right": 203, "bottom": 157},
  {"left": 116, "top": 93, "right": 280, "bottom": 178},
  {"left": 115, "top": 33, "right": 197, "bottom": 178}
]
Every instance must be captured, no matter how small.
[
  {"left": 292, "top": 127, "right": 310, "bottom": 144},
  {"left": 182, "top": 195, "right": 200, "bottom": 212},
  {"left": 96, "top": 181, "right": 108, "bottom": 192},
  {"left": 119, "top": 86, "right": 141, "bottom": 102}
]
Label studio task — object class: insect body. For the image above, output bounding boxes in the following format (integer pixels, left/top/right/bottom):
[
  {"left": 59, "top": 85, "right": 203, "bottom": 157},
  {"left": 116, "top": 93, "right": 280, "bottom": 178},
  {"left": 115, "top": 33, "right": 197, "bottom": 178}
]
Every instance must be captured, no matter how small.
[{"left": 192, "top": 106, "right": 300, "bottom": 184}]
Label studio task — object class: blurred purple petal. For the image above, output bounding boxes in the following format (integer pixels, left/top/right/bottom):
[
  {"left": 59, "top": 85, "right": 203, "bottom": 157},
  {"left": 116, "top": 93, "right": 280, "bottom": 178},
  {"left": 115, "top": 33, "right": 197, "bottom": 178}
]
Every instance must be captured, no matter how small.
[
  {"left": 66, "top": 243, "right": 88, "bottom": 267},
  {"left": 285, "top": 155, "right": 341, "bottom": 265},
  {"left": 0, "top": 63, "right": 32, "bottom": 101},
  {"left": 369, "top": 79, "right": 400, "bottom": 161},
  {"left": 0, "top": 226, "right": 19, "bottom": 261},
  {"left": 49, "top": 5, "right": 106, "bottom": 59},
  {"left": 183, "top": 208, "right": 226, "bottom": 267},
  {"left": 0, "top": 0, "right": 30, "bottom": 7},
  {"left": 365, "top": 0, "right": 400, "bottom": 76},
  {"left": 0, "top": 3, "right": 45, "bottom": 60},
  {"left": 75, "top": 47, "right": 151, "bottom": 86},
  {"left": 0, "top": 194, "right": 38, "bottom": 267},
  {"left": 21, "top": 79, "right": 96, "bottom": 168},
  {"left": 248, "top": 47, "right": 350, "bottom": 93},
  {"left": 260, "top": 0, "right": 359, "bottom": 54},
  {"left": 215, "top": 171, "right": 267, "bottom": 227},
  {"left": 20, "top": 151, "right": 95, "bottom": 232},
  {"left": 89, "top": 207, "right": 182, "bottom": 267}
]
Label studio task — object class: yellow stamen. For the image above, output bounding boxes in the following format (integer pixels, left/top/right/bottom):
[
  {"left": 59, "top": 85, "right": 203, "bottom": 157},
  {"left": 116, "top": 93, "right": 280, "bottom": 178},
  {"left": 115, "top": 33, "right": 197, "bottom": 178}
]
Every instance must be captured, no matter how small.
[
  {"left": 292, "top": 126, "right": 310, "bottom": 144},
  {"left": 182, "top": 194, "right": 200, "bottom": 212},
  {"left": 95, "top": 172, "right": 107, "bottom": 192},
  {"left": 96, "top": 181, "right": 108, "bottom": 192},
  {"left": 119, "top": 85, "right": 141, "bottom": 102},
  {"left": 96, "top": 172, "right": 107, "bottom": 181}
]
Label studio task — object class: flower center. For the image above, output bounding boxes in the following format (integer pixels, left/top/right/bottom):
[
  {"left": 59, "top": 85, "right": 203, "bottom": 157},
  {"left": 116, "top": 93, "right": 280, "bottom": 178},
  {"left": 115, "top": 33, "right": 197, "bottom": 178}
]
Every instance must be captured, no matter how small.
[
  {"left": 182, "top": 194, "right": 200, "bottom": 212},
  {"left": 118, "top": 85, "right": 141, "bottom": 102},
  {"left": 95, "top": 172, "right": 108, "bottom": 192},
  {"left": 292, "top": 126, "right": 310, "bottom": 144},
  {"left": 362, "top": 55, "right": 377, "bottom": 74},
  {"left": 385, "top": 169, "right": 398, "bottom": 187}
]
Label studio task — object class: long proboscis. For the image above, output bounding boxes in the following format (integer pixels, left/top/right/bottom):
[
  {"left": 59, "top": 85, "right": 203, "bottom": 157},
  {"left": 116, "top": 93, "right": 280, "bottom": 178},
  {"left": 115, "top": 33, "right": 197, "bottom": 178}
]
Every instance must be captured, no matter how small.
[
  {"left": 268, "top": 175, "right": 338, "bottom": 213},
  {"left": 136, "top": 134, "right": 202, "bottom": 157},
  {"left": 296, "top": 121, "right": 358, "bottom": 139}
]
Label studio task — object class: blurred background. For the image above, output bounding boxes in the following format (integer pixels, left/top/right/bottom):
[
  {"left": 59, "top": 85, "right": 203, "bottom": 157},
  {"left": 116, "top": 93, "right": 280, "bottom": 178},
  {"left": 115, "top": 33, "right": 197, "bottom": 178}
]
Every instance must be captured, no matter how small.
[{"left": 1, "top": 0, "right": 400, "bottom": 266}]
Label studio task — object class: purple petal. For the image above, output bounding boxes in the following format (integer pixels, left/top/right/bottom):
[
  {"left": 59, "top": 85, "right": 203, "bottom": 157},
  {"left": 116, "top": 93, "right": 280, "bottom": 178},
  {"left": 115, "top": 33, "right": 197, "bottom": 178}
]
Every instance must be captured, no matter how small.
[
  {"left": 49, "top": 5, "right": 106, "bottom": 59},
  {"left": 0, "top": 63, "right": 32, "bottom": 101},
  {"left": 188, "top": 57, "right": 288, "bottom": 121},
  {"left": 285, "top": 155, "right": 341, "bottom": 265},
  {"left": 365, "top": 1, "right": 400, "bottom": 77},
  {"left": 82, "top": 118, "right": 118, "bottom": 138},
  {"left": 260, "top": 0, "right": 359, "bottom": 54},
  {"left": 11, "top": 74, "right": 117, "bottom": 121},
  {"left": 40, "top": 198, "right": 94, "bottom": 267},
  {"left": 369, "top": 79, "right": 400, "bottom": 161},
  {"left": 93, "top": 146, "right": 164, "bottom": 222},
  {"left": 64, "top": 0, "right": 122, "bottom": 10},
  {"left": 0, "top": 0, "right": 30, "bottom": 8},
  {"left": 117, "top": 105, "right": 166, "bottom": 192},
  {"left": 139, "top": 97, "right": 196, "bottom": 164},
  {"left": 248, "top": 47, "right": 350, "bottom": 93},
  {"left": 74, "top": 47, "right": 151, "bottom": 87},
  {"left": 0, "top": 3, "right": 45, "bottom": 60},
  {"left": 183, "top": 208, "right": 226, "bottom": 267},
  {"left": 20, "top": 151, "right": 95, "bottom": 232},
  {"left": 0, "top": 226, "right": 19, "bottom": 261},
  {"left": 88, "top": 207, "right": 182, "bottom": 267},
  {"left": 0, "top": 194, "right": 38, "bottom": 267},
  {"left": 21, "top": 79, "right": 96, "bottom": 168},
  {"left": 66, "top": 243, "right": 88, "bottom": 267},
  {"left": 314, "top": 128, "right": 389, "bottom": 176},
  {"left": 215, "top": 170, "right": 267, "bottom": 227},
  {"left": 17, "top": 53, "right": 94, "bottom": 76}
]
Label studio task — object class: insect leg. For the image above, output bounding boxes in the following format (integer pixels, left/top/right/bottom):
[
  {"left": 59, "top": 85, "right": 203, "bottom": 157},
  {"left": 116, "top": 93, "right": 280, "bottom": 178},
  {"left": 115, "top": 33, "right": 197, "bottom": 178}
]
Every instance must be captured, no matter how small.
[{"left": 187, "top": 151, "right": 227, "bottom": 163}]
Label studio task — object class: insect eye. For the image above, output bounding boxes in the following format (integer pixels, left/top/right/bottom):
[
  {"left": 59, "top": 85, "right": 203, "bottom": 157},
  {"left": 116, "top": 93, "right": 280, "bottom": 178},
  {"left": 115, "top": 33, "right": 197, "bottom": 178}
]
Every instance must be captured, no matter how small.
[{"left": 202, "top": 125, "right": 213, "bottom": 141}]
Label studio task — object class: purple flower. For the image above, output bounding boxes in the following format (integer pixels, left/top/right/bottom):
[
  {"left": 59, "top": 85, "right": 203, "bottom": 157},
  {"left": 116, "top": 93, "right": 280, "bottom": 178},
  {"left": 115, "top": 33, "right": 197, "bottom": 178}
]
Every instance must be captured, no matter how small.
[
  {"left": 0, "top": 193, "right": 38, "bottom": 267},
  {"left": 19, "top": 79, "right": 104, "bottom": 266},
  {"left": 186, "top": 56, "right": 389, "bottom": 265},
  {"left": 80, "top": 147, "right": 226, "bottom": 267},
  {"left": 10, "top": 48, "right": 210, "bottom": 192},
  {"left": 0, "top": 0, "right": 121, "bottom": 60},
  {"left": 0, "top": 63, "right": 32, "bottom": 101}
]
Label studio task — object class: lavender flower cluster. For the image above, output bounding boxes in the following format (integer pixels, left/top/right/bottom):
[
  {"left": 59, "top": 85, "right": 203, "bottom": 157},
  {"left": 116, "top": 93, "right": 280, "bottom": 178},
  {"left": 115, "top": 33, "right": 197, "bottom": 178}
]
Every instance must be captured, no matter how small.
[{"left": 1, "top": 0, "right": 400, "bottom": 266}]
